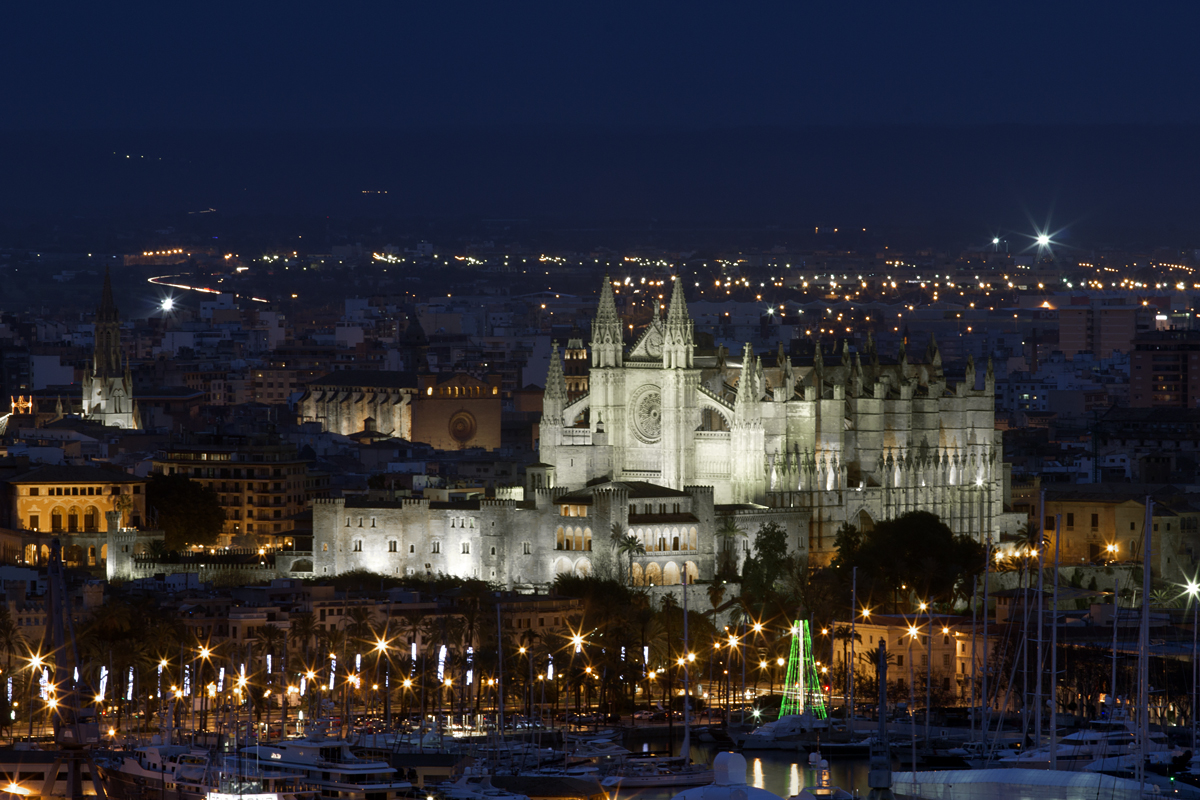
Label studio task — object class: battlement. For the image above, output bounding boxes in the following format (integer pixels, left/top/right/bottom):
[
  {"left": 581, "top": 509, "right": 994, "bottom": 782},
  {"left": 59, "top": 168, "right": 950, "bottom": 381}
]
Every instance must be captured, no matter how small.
[
  {"left": 314, "top": 498, "right": 347, "bottom": 506},
  {"left": 480, "top": 499, "right": 516, "bottom": 508},
  {"left": 684, "top": 485, "right": 714, "bottom": 496}
]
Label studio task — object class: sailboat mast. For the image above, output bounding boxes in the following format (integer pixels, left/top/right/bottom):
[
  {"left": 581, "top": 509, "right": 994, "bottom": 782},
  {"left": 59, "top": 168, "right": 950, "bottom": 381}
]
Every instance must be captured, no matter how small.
[
  {"left": 982, "top": 534, "right": 990, "bottom": 737},
  {"left": 680, "top": 574, "right": 691, "bottom": 761},
  {"left": 1138, "top": 496, "right": 1153, "bottom": 792},
  {"left": 495, "top": 601, "right": 505, "bottom": 736},
  {"left": 1111, "top": 577, "right": 1118, "bottom": 714},
  {"left": 850, "top": 567, "right": 858, "bottom": 729},
  {"left": 1035, "top": 489, "right": 1045, "bottom": 750},
  {"left": 1050, "top": 512, "right": 1061, "bottom": 771}
]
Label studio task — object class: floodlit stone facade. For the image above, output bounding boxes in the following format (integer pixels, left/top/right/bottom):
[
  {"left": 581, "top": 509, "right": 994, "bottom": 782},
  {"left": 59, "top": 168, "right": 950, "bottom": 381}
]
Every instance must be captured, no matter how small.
[{"left": 310, "top": 277, "right": 1007, "bottom": 585}]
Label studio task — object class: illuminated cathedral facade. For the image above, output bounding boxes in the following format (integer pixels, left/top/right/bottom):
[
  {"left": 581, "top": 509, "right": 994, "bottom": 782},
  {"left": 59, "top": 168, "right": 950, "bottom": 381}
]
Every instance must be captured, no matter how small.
[
  {"left": 83, "top": 269, "right": 138, "bottom": 429},
  {"left": 310, "top": 277, "right": 1009, "bottom": 588}
]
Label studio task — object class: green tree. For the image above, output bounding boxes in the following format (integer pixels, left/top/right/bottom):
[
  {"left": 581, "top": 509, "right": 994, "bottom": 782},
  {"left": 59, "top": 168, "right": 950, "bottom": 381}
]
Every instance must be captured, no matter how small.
[
  {"left": 146, "top": 473, "right": 225, "bottom": 550},
  {"left": 832, "top": 511, "right": 985, "bottom": 612},
  {"left": 741, "top": 521, "right": 790, "bottom": 600}
]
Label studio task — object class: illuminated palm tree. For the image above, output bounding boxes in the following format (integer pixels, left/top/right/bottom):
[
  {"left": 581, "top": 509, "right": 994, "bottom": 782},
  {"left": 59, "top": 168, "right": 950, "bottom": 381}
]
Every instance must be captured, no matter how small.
[{"left": 611, "top": 524, "right": 646, "bottom": 586}]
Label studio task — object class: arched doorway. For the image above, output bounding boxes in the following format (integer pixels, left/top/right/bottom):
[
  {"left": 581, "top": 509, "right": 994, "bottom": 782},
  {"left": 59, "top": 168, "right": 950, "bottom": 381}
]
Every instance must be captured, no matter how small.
[
  {"left": 631, "top": 563, "right": 644, "bottom": 586},
  {"left": 645, "top": 562, "right": 662, "bottom": 586},
  {"left": 684, "top": 561, "right": 699, "bottom": 584},
  {"left": 663, "top": 562, "right": 680, "bottom": 586}
]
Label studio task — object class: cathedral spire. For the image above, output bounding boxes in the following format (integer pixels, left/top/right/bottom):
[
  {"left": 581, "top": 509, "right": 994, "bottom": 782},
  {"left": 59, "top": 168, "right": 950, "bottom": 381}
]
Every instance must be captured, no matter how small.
[
  {"left": 735, "top": 343, "right": 756, "bottom": 409},
  {"left": 666, "top": 274, "right": 690, "bottom": 326},
  {"left": 591, "top": 275, "right": 623, "bottom": 368},
  {"left": 663, "top": 277, "right": 694, "bottom": 369},
  {"left": 543, "top": 341, "right": 568, "bottom": 424}
]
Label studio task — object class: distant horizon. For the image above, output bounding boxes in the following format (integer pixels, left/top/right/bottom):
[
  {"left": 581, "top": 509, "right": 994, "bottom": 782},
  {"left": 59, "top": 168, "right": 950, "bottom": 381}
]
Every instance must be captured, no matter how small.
[{"left": 3, "top": 123, "right": 1200, "bottom": 249}]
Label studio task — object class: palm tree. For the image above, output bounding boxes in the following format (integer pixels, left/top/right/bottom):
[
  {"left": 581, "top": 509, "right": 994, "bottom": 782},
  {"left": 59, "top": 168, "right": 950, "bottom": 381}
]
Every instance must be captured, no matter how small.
[
  {"left": 833, "top": 624, "right": 862, "bottom": 706},
  {"left": 707, "top": 583, "right": 726, "bottom": 616},
  {"left": 611, "top": 524, "right": 646, "bottom": 586},
  {"left": 290, "top": 612, "right": 318, "bottom": 666},
  {"left": 0, "top": 607, "right": 27, "bottom": 677},
  {"left": 715, "top": 516, "right": 746, "bottom": 580}
]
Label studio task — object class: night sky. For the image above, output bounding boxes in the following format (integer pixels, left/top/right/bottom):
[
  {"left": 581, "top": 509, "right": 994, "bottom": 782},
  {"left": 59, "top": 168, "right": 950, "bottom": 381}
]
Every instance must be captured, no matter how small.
[{"left": 4, "top": 2, "right": 1200, "bottom": 239}]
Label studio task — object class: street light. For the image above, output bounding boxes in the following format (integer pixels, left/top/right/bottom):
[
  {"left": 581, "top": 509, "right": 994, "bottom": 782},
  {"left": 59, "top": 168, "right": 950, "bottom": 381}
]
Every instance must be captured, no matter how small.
[
  {"left": 1186, "top": 579, "right": 1200, "bottom": 754},
  {"left": 27, "top": 654, "right": 44, "bottom": 740}
]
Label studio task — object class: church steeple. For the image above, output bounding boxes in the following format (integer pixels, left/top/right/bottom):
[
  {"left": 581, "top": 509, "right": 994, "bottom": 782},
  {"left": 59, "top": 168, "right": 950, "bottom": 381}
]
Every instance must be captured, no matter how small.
[
  {"left": 591, "top": 275, "right": 623, "bottom": 368},
  {"left": 94, "top": 267, "right": 122, "bottom": 378},
  {"left": 83, "top": 267, "right": 137, "bottom": 429},
  {"left": 663, "top": 277, "right": 693, "bottom": 369}
]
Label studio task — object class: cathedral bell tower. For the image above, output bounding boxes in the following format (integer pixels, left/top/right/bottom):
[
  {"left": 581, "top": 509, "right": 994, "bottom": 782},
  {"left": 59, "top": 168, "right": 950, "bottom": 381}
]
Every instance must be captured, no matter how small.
[{"left": 83, "top": 268, "right": 137, "bottom": 429}]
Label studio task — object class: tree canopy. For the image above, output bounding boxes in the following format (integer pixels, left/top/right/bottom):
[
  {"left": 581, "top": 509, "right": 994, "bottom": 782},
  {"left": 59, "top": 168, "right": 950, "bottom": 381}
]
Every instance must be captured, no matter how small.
[
  {"left": 831, "top": 511, "right": 985, "bottom": 612},
  {"left": 147, "top": 472, "right": 226, "bottom": 550},
  {"left": 741, "top": 521, "right": 790, "bottom": 599}
]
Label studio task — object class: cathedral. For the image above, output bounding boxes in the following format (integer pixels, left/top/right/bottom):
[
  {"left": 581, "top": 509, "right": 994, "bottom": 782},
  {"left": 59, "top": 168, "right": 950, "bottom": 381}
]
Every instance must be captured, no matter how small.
[
  {"left": 538, "top": 276, "right": 1009, "bottom": 558},
  {"left": 311, "top": 276, "right": 1011, "bottom": 586},
  {"left": 83, "top": 269, "right": 138, "bottom": 429}
]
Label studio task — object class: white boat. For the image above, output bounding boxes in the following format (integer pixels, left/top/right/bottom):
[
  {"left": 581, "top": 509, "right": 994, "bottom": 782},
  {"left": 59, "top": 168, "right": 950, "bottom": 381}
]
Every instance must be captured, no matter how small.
[
  {"left": 242, "top": 737, "right": 410, "bottom": 800},
  {"left": 600, "top": 758, "right": 714, "bottom": 790},
  {"left": 737, "top": 714, "right": 824, "bottom": 751},
  {"left": 997, "top": 716, "right": 1175, "bottom": 772},
  {"left": 893, "top": 767, "right": 1178, "bottom": 799},
  {"left": 789, "top": 754, "right": 852, "bottom": 800},
  {"left": 434, "top": 774, "right": 530, "bottom": 800},
  {"left": 102, "top": 745, "right": 314, "bottom": 800},
  {"left": 0, "top": 746, "right": 105, "bottom": 797},
  {"left": 667, "top": 752, "right": 784, "bottom": 800}
]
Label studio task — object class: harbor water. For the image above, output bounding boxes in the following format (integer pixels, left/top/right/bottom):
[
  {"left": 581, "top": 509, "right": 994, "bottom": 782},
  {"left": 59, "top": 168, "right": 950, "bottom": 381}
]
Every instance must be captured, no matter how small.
[{"left": 616, "top": 730, "right": 874, "bottom": 798}]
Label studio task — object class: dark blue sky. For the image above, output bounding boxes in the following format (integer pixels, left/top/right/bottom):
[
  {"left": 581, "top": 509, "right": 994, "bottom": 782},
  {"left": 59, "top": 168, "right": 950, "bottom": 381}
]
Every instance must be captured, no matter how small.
[{"left": 5, "top": 1, "right": 1198, "bottom": 129}]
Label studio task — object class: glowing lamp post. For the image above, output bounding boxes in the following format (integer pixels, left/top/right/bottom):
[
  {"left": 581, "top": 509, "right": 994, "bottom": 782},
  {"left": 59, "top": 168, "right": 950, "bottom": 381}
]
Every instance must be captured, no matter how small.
[{"left": 1187, "top": 580, "right": 1200, "bottom": 753}]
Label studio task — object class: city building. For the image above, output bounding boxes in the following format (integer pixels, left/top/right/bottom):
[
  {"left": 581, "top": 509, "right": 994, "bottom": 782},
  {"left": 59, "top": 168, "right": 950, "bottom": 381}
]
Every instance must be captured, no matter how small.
[
  {"left": 1058, "top": 300, "right": 1150, "bottom": 360},
  {"left": 297, "top": 370, "right": 502, "bottom": 452},
  {"left": 837, "top": 615, "right": 989, "bottom": 705},
  {"left": 1130, "top": 328, "right": 1200, "bottom": 408},
  {"left": 152, "top": 433, "right": 311, "bottom": 545}
]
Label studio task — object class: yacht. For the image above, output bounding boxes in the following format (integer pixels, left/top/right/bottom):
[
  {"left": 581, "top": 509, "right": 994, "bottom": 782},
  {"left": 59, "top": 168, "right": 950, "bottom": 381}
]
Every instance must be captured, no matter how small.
[
  {"left": 242, "top": 738, "right": 410, "bottom": 800},
  {"left": 0, "top": 747, "right": 104, "bottom": 797},
  {"left": 102, "top": 744, "right": 313, "bottom": 800},
  {"left": 599, "top": 757, "right": 714, "bottom": 790},
  {"left": 997, "top": 717, "right": 1174, "bottom": 772},
  {"left": 737, "top": 714, "right": 825, "bottom": 751}
]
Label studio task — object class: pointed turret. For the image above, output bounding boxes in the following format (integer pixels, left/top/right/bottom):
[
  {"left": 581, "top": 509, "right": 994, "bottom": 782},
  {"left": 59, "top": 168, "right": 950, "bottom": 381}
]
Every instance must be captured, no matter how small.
[
  {"left": 591, "top": 276, "right": 623, "bottom": 368},
  {"left": 663, "top": 277, "right": 694, "bottom": 369},
  {"left": 543, "top": 341, "right": 568, "bottom": 425},
  {"left": 735, "top": 343, "right": 756, "bottom": 410},
  {"left": 926, "top": 333, "right": 941, "bottom": 369}
]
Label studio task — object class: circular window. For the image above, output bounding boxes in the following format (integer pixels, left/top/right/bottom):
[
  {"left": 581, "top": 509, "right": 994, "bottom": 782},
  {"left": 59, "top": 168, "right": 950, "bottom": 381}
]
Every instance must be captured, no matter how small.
[
  {"left": 630, "top": 386, "right": 662, "bottom": 444},
  {"left": 448, "top": 411, "right": 477, "bottom": 443}
]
